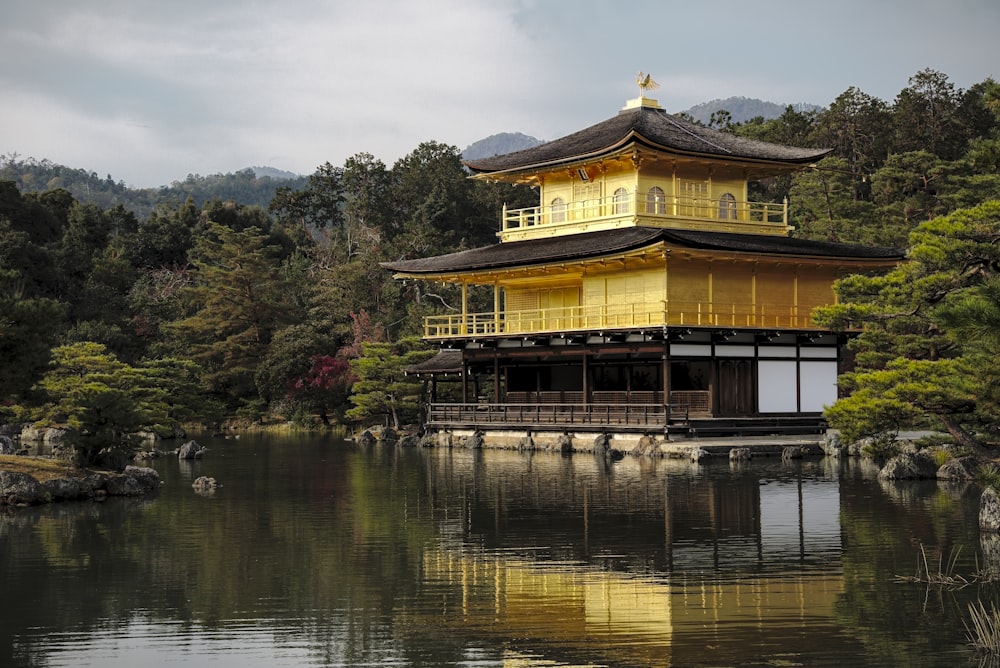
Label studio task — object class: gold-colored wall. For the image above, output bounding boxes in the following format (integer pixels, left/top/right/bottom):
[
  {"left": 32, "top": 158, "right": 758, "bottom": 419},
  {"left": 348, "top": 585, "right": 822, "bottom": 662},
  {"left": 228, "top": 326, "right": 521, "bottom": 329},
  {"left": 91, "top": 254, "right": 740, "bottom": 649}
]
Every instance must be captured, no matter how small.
[
  {"left": 537, "top": 161, "right": 747, "bottom": 218},
  {"left": 583, "top": 268, "right": 665, "bottom": 308},
  {"left": 497, "top": 257, "right": 841, "bottom": 332},
  {"left": 797, "top": 267, "right": 838, "bottom": 311}
]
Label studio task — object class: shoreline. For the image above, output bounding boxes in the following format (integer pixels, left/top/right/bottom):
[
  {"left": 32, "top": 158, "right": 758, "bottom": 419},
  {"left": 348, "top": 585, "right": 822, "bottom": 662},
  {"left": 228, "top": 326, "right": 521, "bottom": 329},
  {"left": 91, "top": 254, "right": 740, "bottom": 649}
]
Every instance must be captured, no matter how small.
[{"left": 0, "top": 454, "right": 162, "bottom": 506}]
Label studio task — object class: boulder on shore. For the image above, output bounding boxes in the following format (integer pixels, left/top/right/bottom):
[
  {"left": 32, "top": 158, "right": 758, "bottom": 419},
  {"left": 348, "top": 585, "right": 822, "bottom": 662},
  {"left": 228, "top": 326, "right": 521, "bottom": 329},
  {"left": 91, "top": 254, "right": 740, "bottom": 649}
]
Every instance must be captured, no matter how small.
[
  {"left": 878, "top": 452, "right": 939, "bottom": 480},
  {"left": 0, "top": 471, "right": 50, "bottom": 505},
  {"left": 0, "top": 465, "right": 160, "bottom": 506},
  {"left": 937, "top": 455, "right": 982, "bottom": 481}
]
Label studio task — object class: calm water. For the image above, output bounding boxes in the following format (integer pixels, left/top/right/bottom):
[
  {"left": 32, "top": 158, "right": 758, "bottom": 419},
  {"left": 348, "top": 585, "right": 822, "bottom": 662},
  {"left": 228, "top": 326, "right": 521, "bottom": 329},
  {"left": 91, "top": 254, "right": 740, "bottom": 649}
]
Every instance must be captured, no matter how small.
[{"left": 1, "top": 433, "right": 996, "bottom": 667}]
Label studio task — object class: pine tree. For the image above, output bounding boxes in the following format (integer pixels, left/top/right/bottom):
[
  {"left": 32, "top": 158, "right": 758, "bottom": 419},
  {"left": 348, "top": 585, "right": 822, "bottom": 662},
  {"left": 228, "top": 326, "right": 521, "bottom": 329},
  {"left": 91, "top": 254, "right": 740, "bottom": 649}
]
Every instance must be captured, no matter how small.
[
  {"left": 814, "top": 201, "right": 1000, "bottom": 451},
  {"left": 169, "top": 222, "right": 299, "bottom": 407},
  {"left": 346, "top": 339, "right": 434, "bottom": 429}
]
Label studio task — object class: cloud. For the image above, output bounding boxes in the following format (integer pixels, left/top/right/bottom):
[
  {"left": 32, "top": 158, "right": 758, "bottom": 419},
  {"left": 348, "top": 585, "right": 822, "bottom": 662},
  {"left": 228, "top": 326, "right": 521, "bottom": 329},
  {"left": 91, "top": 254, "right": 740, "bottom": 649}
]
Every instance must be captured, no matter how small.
[
  {"left": 1, "top": 0, "right": 551, "bottom": 186},
  {"left": 1, "top": 0, "right": 997, "bottom": 187}
]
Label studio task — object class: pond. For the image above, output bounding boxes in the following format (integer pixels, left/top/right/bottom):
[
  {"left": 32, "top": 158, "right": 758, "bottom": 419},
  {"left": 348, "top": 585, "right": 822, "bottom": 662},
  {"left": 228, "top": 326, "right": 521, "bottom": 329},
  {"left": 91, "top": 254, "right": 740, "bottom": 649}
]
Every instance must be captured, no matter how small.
[{"left": 0, "top": 433, "right": 995, "bottom": 667}]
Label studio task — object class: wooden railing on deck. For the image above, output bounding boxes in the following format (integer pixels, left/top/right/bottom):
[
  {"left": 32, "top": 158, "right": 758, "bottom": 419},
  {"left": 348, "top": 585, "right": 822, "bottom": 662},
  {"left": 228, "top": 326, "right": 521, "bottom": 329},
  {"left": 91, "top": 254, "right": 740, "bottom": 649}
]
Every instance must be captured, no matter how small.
[
  {"left": 500, "top": 193, "right": 788, "bottom": 233},
  {"left": 427, "top": 402, "right": 677, "bottom": 428},
  {"left": 423, "top": 301, "right": 818, "bottom": 339},
  {"left": 427, "top": 390, "right": 711, "bottom": 428}
]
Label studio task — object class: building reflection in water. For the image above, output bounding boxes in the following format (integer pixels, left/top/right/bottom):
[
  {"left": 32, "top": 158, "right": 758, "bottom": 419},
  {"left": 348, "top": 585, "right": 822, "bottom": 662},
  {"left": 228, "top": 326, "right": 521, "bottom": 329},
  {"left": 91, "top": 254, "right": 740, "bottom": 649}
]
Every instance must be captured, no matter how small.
[{"left": 405, "top": 449, "right": 851, "bottom": 667}]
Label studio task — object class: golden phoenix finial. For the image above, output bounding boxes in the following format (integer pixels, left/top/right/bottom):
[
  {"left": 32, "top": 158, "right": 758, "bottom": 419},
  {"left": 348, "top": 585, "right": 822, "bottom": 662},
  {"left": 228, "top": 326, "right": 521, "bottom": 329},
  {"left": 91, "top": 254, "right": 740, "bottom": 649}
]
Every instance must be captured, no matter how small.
[{"left": 636, "top": 71, "right": 660, "bottom": 96}]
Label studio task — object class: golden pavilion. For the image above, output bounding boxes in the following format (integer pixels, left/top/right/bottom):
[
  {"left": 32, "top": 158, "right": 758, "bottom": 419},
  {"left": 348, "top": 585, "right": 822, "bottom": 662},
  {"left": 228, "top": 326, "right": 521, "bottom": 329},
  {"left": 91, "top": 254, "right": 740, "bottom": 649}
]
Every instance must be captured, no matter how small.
[{"left": 383, "top": 82, "right": 902, "bottom": 440}]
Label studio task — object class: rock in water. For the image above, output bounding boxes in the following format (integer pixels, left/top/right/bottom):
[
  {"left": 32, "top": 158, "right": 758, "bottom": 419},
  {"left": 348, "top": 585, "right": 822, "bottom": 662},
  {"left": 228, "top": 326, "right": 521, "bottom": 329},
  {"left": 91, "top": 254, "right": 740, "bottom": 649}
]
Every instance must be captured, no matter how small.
[
  {"left": 192, "top": 476, "right": 220, "bottom": 495},
  {"left": 178, "top": 440, "right": 204, "bottom": 460},
  {"left": 981, "top": 487, "right": 1000, "bottom": 533}
]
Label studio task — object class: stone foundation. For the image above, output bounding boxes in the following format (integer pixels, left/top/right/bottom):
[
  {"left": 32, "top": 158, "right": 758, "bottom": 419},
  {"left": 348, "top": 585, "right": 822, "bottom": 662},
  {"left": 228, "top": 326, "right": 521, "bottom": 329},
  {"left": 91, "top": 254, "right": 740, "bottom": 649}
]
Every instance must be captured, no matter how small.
[{"left": 425, "top": 428, "right": 825, "bottom": 459}]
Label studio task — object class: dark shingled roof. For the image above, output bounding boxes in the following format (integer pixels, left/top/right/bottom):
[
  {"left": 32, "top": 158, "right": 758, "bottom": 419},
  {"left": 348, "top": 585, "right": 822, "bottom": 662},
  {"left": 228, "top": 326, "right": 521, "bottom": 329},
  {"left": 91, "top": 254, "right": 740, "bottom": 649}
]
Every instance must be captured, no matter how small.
[
  {"left": 404, "top": 349, "right": 463, "bottom": 374},
  {"left": 381, "top": 227, "right": 904, "bottom": 276},
  {"left": 463, "top": 105, "right": 831, "bottom": 175}
]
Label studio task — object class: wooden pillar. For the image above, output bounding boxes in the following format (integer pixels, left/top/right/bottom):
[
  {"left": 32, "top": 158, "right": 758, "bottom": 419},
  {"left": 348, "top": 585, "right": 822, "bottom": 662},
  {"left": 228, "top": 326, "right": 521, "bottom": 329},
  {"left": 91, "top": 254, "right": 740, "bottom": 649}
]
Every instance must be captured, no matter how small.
[
  {"left": 582, "top": 351, "right": 589, "bottom": 404},
  {"left": 461, "top": 358, "right": 469, "bottom": 403},
  {"left": 493, "top": 354, "right": 500, "bottom": 402},
  {"left": 662, "top": 342, "right": 670, "bottom": 402},
  {"left": 461, "top": 282, "right": 469, "bottom": 335}
]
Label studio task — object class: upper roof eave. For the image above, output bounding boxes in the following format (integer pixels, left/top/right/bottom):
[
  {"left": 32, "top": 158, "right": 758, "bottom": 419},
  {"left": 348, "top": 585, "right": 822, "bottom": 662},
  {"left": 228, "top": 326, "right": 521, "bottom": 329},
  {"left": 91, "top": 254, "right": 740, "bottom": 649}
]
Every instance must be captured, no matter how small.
[
  {"left": 463, "top": 105, "right": 831, "bottom": 177},
  {"left": 467, "top": 134, "right": 831, "bottom": 182}
]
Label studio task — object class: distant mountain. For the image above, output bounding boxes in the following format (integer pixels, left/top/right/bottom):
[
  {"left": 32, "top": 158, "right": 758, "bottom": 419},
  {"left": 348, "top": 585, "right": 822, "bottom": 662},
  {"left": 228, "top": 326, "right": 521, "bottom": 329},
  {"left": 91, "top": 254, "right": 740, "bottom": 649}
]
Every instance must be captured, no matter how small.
[
  {"left": 681, "top": 97, "right": 822, "bottom": 124},
  {"left": 462, "top": 132, "right": 543, "bottom": 161},
  {"left": 251, "top": 165, "right": 302, "bottom": 180}
]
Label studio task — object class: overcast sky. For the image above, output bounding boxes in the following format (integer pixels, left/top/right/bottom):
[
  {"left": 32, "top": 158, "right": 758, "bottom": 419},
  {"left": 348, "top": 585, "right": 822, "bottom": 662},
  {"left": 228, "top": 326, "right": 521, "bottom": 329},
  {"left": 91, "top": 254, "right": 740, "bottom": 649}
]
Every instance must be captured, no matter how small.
[{"left": 2, "top": 0, "right": 997, "bottom": 188}]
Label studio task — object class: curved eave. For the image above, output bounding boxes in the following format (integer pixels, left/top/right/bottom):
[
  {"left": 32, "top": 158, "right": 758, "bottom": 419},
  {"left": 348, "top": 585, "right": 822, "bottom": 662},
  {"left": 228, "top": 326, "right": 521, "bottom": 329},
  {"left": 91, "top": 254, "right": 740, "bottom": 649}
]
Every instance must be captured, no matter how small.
[
  {"left": 463, "top": 105, "right": 832, "bottom": 181},
  {"left": 466, "top": 131, "right": 831, "bottom": 183},
  {"left": 382, "top": 228, "right": 904, "bottom": 282}
]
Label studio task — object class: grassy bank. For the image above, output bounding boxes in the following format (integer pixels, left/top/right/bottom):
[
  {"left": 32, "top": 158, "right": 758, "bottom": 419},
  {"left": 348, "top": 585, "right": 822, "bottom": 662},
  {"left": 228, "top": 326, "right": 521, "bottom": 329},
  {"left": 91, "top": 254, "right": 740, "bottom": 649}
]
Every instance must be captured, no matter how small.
[{"left": 0, "top": 455, "right": 88, "bottom": 482}]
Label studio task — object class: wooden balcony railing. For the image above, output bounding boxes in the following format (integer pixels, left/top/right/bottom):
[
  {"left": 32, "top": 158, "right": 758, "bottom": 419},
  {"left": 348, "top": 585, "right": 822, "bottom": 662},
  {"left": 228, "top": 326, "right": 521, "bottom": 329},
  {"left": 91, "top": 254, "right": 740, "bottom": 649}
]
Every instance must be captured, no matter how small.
[
  {"left": 428, "top": 402, "right": 678, "bottom": 428},
  {"left": 501, "top": 193, "right": 787, "bottom": 234},
  {"left": 423, "top": 301, "right": 818, "bottom": 339},
  {"left": 427, "top": 391, "right": 712, "bottom": 429}
]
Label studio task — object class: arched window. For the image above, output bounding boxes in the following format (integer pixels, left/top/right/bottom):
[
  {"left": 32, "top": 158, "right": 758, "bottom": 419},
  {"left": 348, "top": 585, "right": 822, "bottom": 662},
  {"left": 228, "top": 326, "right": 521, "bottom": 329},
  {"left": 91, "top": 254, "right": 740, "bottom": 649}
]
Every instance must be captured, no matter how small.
[
  {"left": 613, "top": 187, "right": 630, "bottom": 214},
  {"left": 646, "top": 186, "right": 666, "bottom": 214},
  {"left": 718, "top": 192, "right": 737, "bottom": 220},
  {"left": 550, "top": 197, "right": 566, "bottom": 223}
]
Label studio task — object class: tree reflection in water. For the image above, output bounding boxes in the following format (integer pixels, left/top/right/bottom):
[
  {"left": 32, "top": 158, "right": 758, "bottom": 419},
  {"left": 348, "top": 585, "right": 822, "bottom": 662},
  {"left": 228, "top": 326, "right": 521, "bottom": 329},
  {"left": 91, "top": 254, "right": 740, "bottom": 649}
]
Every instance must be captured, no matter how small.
[{"left": 0, "top": 434, "right": 986, "bottom": 667}]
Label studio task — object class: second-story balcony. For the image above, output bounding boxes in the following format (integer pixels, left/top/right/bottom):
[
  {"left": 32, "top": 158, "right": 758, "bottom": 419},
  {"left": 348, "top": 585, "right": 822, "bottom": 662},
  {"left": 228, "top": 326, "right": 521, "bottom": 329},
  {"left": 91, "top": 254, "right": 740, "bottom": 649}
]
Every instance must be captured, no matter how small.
[
  {"left": 499, "top": 192, "right": 790, "bottom": 241},
  {"left": 422, "top": 300, "right": 823, "bottom": 340}
]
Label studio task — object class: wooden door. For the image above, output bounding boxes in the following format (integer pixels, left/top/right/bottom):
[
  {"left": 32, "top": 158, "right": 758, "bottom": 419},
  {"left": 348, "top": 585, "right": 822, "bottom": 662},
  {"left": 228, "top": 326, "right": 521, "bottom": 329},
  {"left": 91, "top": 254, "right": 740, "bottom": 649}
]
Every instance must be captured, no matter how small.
[{"left": 717, "top": 359, "right": 754, "bottom": 416}]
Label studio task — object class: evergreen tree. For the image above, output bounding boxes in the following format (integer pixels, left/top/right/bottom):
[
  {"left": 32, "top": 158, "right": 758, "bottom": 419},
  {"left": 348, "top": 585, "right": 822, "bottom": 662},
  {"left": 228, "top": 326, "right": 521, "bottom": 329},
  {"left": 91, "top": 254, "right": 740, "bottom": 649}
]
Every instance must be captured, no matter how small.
[
  {"left": 169, "top": 222, "right": 300, "bottom": 407},
  {"left": 25, "top": 342, "right": 203, "bottom": 466},
  {"left": 0, "top": 270, "right": 65, "bottom": 404},
  {"left": 346, "top": 339, "right": 434, "bottom": 429},
  {"left": 814, "top": 201, "right": 1000, "bottom": 452}
]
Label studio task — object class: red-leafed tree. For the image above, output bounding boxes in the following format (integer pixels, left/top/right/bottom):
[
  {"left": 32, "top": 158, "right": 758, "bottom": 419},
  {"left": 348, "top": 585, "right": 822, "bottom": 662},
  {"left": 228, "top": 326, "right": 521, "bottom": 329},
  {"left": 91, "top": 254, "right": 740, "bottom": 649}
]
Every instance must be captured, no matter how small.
[{"left": 286, "top": 354, "right": 355, "bottom": 425}]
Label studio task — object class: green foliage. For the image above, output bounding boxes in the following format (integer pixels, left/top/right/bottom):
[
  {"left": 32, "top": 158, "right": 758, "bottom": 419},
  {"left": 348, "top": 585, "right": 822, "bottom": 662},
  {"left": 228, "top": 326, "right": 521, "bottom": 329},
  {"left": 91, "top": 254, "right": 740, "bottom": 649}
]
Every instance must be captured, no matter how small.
[
  {"left": 818, "top": 201, "right": 1000, "bottom": 450},
  {"left": 168, "top": 222, "right": 302, "bottom": 406},
  {"left": 978, "top": 463, "right": 1000, "bottom": 491},
  {"left": 270, "top": 161, "right": 345, "bottom": 233},
  {"left": 255, "top": 324, "right": 334, "bottom": 405},
  {"left": 24, "top": 342, "right": 206, "bottom": 465},
  {"left": 346, "top": 339, "right": 435, "bottom": 429},
  {"left": 0, "top": 270, "right": 66, "bottom": 401},
  {"left": 827, "top": 357, "right": 974, "bottom": 445}
]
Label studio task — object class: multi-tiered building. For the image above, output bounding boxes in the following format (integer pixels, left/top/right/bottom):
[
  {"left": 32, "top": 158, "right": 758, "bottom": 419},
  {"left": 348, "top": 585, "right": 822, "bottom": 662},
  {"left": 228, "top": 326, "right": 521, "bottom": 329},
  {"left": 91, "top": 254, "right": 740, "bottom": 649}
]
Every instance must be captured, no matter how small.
[{"left": 383, "top": 85, "right": 902, "bottom": 441}]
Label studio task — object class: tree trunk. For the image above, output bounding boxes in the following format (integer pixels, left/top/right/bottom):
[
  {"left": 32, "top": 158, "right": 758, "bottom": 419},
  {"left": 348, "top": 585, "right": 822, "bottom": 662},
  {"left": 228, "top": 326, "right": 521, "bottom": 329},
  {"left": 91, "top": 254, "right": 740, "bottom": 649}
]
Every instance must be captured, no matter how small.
[{"left": 938, "top": 414, "right": 990, "bottom": 455}]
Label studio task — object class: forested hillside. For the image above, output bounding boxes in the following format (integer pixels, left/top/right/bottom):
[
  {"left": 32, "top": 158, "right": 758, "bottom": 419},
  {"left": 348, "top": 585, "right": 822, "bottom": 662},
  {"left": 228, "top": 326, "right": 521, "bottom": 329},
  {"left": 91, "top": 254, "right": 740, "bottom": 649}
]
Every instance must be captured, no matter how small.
[
  {"left": 683, "top": 96, "right": 822, "bottom": 125},
  {"left": 2, "top": 68, "right": 999, "bottom": 458},
  {"left": 0, "top": 156, "right": 308, "bottom": 220}
]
